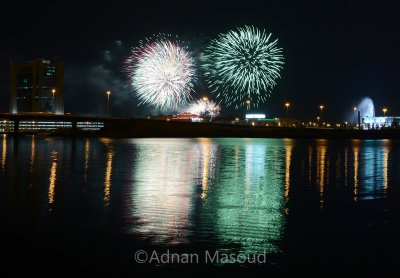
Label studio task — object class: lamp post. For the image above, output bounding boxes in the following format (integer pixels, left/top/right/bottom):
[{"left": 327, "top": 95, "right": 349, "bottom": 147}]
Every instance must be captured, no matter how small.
[
  {"left": 51, "top": 89, "right": 56, "bottom": 113},
  {"left": 285, "top": 102, "right": 290, "bottom": 118},
  {"left": 319, "top": 105, "right": 324, "bottom": 124},
  {"left": 106, "top": 91, "right": 111, "bottom": 116},
  {"left": 245, "top": 99, "right": 251, "bottom": 110},
  {"left": 383, "top": 108, "right": 387, "bottom": 116},
  {"left": 353, "top": 106, "right": 357, "bottom": 124},
  {"left": 317, "top": 116, "right": 320, "bottom": 126}
]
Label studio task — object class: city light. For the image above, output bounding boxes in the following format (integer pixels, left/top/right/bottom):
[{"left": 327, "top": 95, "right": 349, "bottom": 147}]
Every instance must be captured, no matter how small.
[
  {"left": 285, "top": 102, "right": 290, "bottom": 118},
  {"left": 106, "top": 90, "right": 111, "bottom": 116},
  {"left": 246, "top": 114, "right": 266, "bottom": 119}
]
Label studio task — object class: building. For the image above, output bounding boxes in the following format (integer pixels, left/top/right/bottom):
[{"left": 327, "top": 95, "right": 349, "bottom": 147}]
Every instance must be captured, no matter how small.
[
  {"left": 245, "top": 113, "right": 301, "bottom": 127},
  {"left": 173, "top": 112, "right": 202, "bottom": 122},
  {"left": 9, "top": 58, "right": 64, "bottom": 114},
  {"left": 362, "top": 116, "right": 400, "bottom": 129}
]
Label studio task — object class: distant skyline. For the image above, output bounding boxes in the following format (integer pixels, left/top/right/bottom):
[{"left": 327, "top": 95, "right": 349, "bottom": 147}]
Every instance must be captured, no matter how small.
[{"left": 1, "top": 0, "right": 399, "bottom": 121}]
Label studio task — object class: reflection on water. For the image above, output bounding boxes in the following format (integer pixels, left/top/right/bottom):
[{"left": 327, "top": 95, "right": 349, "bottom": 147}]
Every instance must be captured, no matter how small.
[
  {"left": 129, "top": 138, "right": 287, "bottom": 253},
  {"left": 48, "top": 150, "right": 58, "bottom": 206},
  {"left": 1, "top": 134, "right": 6, "bottom": 171},
  {"left": 316, "top": 140, "right": 327, "bottom": 206},
  {"left": 196, "top": 138, "right": 218, "bottom": 200},
  {"left": 344, "top": 146, "right": 348, "bottom": 186},
  {"left": 285, "top": 140, "right": 293, "bottom": 201},
  {"left": 130, "top": 139, "right": 196, "bottom": 245},
  {"left": 84, "top": 138, "right": 90, "bottom": 182},
  {"left": 29, "top": 135, "right": 35, "bottom": 175},
  {"left": 383, "top": 143, "right": 389, "bottom": 195},
  {"left": 210, "top": 139, "right": 285, "bottom": 254},
  {"left": 101, "top": 138, "right": 114, "bottom": 206},
  {"left": 1, "top": 136, "right": 400, "bottom": 262},
  {"left": 353, "top": 140, "right": 360, "bottom": 200}
]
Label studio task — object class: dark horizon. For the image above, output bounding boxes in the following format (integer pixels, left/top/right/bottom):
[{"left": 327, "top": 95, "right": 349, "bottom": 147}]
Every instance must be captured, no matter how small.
[{"left": 1, "top": 0, "right": 399, "bottom": 121}]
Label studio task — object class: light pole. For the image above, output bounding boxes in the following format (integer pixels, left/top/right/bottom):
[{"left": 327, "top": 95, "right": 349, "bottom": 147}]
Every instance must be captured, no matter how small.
[
  {"left": 317, "top": 116, "right": 320, "bottom": 126},
  {"left": 106, "top": 91, "right": 111, "bottom": 116},
  {"left": 245, "top": 99, "right": 251, "bottom": 110},
  {"left": 202, "top": 96, "right": 209, "bottom": 121},
  {"left": 319, "top": 105, "right": 324, "bottom": 125},
  {"left": 52, "top": 89, "right": 56, "bottom": 113},
  {"left": 353, "top": 106, "right": 357, "bottom": 124},
  {"left": 285, "top": 102, "right": 290, "bottom": 118},
  {"left": 383, "top": 108, "right": 387, "bottom": 116}
]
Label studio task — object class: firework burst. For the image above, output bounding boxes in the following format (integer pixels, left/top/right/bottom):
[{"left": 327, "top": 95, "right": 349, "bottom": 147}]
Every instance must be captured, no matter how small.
[
  {"left": 184, "top": 99, "right": 221, "bottom": 120},
  {"left": 204, "top": 26, "right": 284, "bottom": 109},
  {"left": 124, "top": 36, "right": 196, "bottom": 111}
]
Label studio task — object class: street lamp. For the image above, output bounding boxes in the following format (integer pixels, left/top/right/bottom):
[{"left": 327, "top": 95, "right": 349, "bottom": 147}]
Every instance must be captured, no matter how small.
[
  {"left": 317, "top": 116, "right": 320, "bottom": 126},
  {"left": 285, "top": 102, "right": 290, "bottom": 118},
  {"left": 383, "top": 108, "right": 387, "bottom": 116},
  {"left": 245, "top": 99, "right": 251, "bottom": 110},
  {"left": 353, "top": 106, "right": 357, "bottom": 124},
  {"left": 202, "top": 96, "right": 208, "bottom": 102},
  {"left": 106, "top": 90, "right": 111, "bottom": 116},
  {"left": 319, "top": 105, "right": 324, "bottom": 123},
  {"left": 51, "top": 89, "right": 56, "bottom": 112}
]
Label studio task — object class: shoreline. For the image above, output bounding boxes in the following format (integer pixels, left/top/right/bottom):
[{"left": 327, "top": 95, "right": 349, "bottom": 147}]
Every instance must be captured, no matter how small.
[{"left": 3, "top": 118, "right": 400, "bottom": 139}]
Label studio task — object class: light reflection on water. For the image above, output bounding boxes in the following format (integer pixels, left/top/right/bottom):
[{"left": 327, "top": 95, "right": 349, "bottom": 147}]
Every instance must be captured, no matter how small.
[{"left": 0, "top": 136, "right": 399, "bottom": 258}]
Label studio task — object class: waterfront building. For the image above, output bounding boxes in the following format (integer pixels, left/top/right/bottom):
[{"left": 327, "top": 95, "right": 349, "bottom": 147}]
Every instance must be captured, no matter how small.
[{"left": 9, "top": 58, "right": 64, "bottom": 114}]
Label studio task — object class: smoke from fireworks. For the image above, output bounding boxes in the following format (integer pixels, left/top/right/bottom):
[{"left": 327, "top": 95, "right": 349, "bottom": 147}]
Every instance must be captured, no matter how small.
[
  {"left": 184, "top": 99, "right": 221, "bottom": 119},
  {"left": 204, "top": 25, "right": 284, "bottom": 109},
  {"left": 124, "top": 36, "right": 196, "bottom": 111}
]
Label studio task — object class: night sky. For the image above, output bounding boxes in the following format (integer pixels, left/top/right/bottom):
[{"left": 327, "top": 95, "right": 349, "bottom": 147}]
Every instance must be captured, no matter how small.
[{"left": 1, "top": 0, "right": 399, "bottom": 121}]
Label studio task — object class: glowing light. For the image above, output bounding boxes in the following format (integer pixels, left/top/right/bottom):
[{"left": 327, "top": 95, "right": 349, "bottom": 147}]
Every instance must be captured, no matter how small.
[
  {"left": 245, "top": 114, "right": 265, "bottom": 119},
  {"left": 125, "top": 36, "right": 196, "bottom": 111},
  {"left": 204, "top": 25, "right": 284, "bottom": 108}
]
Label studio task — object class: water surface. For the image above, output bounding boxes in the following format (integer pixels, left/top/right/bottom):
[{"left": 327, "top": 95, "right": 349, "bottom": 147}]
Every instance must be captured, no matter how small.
[{"left": 1, "top": 136, "right": 400, "bottom": 274}]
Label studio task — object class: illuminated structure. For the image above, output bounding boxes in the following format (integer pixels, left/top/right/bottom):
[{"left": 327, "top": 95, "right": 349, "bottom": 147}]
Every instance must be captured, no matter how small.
[
  {"left": 245, "top": 113, "right": 300, "bottom": 127},
  {"left": 9, "top": 58, "right": 64, "bottom": 114},
  {"left": 362, "top": 116, "right": 400, "bottom": 129},
  {"left": 173, "top": 112, "right": 201, "bottom": 122},
  {"left": 245, "top": 113, "right": 266, "bottom": 120}
]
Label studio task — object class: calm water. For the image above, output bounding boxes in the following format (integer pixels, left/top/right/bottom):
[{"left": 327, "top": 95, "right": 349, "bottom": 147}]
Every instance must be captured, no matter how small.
[{"left": 1, "top": 135, "right": 400, "bottom": 274}]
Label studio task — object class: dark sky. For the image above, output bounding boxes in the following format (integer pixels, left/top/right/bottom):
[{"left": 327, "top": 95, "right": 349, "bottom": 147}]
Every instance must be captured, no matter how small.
[{"left": 1, "top": 0, "right": 399, "bottom": 121}]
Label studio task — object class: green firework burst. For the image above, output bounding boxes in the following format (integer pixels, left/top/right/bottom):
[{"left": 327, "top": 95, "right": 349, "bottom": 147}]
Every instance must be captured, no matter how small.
[{"left": 204, "top": 26, "right": 284, "bottom": 109}]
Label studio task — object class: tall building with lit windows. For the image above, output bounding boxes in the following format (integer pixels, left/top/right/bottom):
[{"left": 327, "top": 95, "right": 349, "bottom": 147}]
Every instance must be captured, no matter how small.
[{"left": 9, "top": 58, "right": 64, "bottom": 114}]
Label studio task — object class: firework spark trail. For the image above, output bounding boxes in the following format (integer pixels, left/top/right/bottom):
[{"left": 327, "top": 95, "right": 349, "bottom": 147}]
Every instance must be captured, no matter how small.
[
  {"left": 125, "top": 38, "right": 196, "bottom": 111},
  {"left": 204, "top": 26, "right": 284, "bottom": 109}
]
